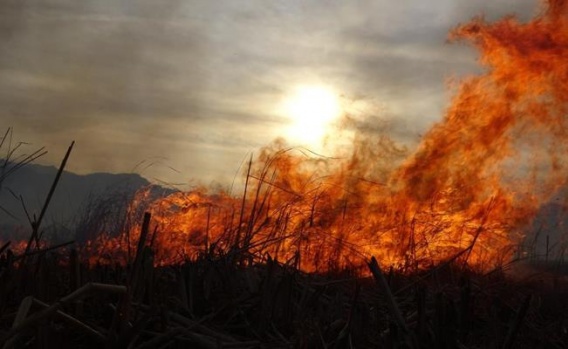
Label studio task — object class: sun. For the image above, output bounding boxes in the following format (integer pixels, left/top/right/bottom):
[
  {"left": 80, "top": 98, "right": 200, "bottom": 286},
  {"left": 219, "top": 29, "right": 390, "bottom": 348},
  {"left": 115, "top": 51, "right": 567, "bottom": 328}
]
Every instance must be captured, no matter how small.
[{"left": 281, "top": 85, "right": 341, "bottom": 148}]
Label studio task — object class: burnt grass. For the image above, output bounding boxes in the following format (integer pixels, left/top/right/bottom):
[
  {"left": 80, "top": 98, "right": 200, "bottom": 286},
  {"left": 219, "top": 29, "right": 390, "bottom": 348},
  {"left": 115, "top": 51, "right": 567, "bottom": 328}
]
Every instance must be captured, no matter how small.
[{"left": 1, "top": 240, "right": 568, "bottom": 349}]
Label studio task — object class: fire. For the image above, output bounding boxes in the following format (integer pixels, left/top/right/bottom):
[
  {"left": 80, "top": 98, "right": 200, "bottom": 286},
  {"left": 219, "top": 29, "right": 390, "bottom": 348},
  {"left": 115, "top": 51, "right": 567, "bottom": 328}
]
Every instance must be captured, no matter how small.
[{"left": 6, "top": 0, "right": 568, "bottom": 273}]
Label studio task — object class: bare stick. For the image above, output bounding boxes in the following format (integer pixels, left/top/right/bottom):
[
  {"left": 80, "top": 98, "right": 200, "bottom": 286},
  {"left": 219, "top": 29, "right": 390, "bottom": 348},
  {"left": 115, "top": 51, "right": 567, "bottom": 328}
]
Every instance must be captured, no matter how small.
[
  {"left": 22, "top": 141, "right": 74, "bottom": 260},
  {"left": 235, "top": 154, "right": 253, "bottom": 249},
  {"left": 368, "top": 257, "right": 409, "bottom": 334},
  {"left": 14, "top": 240, "right": 75, "bottom": 261},
  {"left": 33, "top": 298, "right": 106, "bottom": 342},
  {"left": 501, "top": 295, "right": 532, "bottom": 349},
  {"left": 130, "top": 212, "right": 151, "bottom": 291},
  {"left": 0, "top": 241, "right": 10, "bottom": 255},
  {"left": 1, "top": 283, "right": 125, "bottom": 344},
  {"left": 2, "top": 296, "right": 34, "bottom": 349}
]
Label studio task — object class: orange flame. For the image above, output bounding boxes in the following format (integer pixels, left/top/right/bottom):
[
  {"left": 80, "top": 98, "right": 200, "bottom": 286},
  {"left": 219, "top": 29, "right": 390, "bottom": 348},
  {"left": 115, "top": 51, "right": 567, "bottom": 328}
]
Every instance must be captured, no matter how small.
[{"left": 7, "top": 0, "right": 568, "bottom": 273}]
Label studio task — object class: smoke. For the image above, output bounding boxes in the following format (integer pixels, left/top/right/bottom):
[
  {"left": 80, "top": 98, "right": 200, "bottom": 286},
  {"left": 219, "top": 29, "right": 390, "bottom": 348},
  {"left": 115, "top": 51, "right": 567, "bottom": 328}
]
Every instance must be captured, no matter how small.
[
  {"left": 52, "top": 0, "right": 568, "bottom": 272},
  {"left": 1, "top": 0, "right": 538, "bottom": 184}
]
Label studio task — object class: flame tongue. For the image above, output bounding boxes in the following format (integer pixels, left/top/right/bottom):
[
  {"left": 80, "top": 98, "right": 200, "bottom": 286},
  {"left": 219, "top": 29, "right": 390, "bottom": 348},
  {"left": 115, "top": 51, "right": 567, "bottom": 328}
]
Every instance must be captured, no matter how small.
[
  {"left": 76, "top": 0, "right": 568, "bottom": 273},
  {"left": 392, "top": 0, "right": 568, "bottom": 267},
  {"left": 404, "top": 5, "right": 568, "bottom": 196}
]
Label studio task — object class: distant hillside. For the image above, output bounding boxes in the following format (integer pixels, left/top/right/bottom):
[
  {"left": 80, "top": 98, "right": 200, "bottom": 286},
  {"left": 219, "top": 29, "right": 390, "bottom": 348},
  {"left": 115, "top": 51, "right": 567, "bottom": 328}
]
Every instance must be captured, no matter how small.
[{"left": 0, "top": 162, "right": 153, "bottom": 240}]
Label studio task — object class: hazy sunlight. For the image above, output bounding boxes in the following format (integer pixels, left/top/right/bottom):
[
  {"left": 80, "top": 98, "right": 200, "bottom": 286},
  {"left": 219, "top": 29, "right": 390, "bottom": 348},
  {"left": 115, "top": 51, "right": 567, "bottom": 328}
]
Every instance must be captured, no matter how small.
[{"left": 281, "top": 85, "right": 341, "bottom": 149}]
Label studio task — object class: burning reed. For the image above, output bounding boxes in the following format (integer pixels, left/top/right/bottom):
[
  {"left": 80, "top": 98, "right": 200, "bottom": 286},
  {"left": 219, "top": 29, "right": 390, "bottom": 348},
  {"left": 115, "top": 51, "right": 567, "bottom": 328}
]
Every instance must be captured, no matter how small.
[
  {"left": 59, "top": 0, "right": 568, "bottom": 273},
  {"left": 3, "top": 1, "right": 568, "bottom": 347}
]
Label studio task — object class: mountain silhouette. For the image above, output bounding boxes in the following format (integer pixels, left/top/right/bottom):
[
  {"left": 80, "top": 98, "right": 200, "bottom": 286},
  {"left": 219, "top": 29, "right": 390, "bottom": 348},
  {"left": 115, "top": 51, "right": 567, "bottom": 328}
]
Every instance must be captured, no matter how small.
[{"left": 0, "top": 162, "right": 153, "bottom": 242}]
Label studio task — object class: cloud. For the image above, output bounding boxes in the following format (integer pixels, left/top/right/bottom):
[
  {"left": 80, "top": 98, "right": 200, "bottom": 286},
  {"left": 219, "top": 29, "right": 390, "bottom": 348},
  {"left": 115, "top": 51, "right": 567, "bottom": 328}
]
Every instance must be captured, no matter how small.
[{"left": 0, "top": 0, "right": 539, "bottom": 184}]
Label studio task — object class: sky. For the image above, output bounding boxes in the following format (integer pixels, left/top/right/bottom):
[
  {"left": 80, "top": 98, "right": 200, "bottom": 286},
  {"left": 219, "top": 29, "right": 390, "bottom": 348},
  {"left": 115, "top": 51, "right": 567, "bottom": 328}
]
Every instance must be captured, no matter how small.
[{"left": 0, "top": 0, "right": 536, "bottom": 187}]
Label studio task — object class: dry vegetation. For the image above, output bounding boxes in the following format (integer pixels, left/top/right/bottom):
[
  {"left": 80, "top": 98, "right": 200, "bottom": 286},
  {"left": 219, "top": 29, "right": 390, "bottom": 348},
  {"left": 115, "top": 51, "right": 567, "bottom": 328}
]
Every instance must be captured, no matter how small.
[
  {"left": 0, "top": 142, "right": 567, "bottom": 349},
  {"left": 1, "top": 217, "right": 568, "bottom": 348},
  {"left": 3, "top": 1, "right": 568, "bottom": 347}
]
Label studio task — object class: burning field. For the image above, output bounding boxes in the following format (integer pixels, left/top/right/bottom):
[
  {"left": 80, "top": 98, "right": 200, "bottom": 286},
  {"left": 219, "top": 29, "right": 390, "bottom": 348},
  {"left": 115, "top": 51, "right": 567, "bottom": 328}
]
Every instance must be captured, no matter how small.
[
  {"left": 2, "top": 0, "right": 568, "bottom": 348},
  {"left": 77, "top": 0, "right": 568, "bottom": 272}
]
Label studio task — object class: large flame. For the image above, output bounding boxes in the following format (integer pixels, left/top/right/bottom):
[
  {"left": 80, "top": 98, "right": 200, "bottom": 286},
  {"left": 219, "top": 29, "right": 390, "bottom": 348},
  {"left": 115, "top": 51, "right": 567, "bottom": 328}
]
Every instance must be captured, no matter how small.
[{"left": 9, "top": 0, "right": 568, "bottom": 273}]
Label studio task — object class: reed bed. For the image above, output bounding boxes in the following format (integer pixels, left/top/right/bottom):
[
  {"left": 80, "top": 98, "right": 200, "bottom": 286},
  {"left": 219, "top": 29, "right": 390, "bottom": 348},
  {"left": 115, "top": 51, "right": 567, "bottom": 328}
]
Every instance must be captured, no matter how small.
[
  {"left": 1, "top": 136, "right": 567, "bottom": 348},
  {"left": 1, "top": 228, "right": 568, "bottom": 348}
]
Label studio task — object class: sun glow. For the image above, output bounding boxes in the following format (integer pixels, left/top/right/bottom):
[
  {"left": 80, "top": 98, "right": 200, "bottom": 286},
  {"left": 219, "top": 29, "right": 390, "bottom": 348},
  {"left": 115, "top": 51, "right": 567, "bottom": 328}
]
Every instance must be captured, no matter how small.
[{"left": 282, "top": 85, "right": 341, "bottom": 148}]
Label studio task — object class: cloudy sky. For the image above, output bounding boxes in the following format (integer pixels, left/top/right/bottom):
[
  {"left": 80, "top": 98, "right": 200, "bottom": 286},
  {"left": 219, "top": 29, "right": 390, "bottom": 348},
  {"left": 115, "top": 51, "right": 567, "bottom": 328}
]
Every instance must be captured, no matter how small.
[{"left": 1, "top": 0, "right": 536, "bottom": 186}]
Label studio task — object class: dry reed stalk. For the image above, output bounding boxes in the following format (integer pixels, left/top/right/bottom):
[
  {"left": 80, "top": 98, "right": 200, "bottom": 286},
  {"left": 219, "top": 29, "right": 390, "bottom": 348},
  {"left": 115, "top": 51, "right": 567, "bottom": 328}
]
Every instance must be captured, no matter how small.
[
  {"left": 135, "top": 328, "right": 184, "bottom": 349},
  {"left": 501, "top": 294, "right": 531, "bottom": 349},
  {"left": 2, "top": 296, "right": 33, "bottom": 349},
  {"left": 0, "top": 128, "right": 48, "bottom": 187},
  {"left": 461, "top": 197, "right": 495, "bottom": 269},
  {"left": 368, "top": 257, "right": 408, "bottom": 332},
  {"left": 368, "top": 256, "right": 414, "bottom": 348},
  {"left": 14, "top": 240, "right": 75, "bottom": 261},
  {"left": 68, "top": 249, "right": 83, "bottom": 316},
  {"left": 0, "top": 242, "right": 10, "bottom": 256},
  {"left": 161, "top": 309, "right": 238, "bottom": 343},
  {"left": 107, "top": 212, "right": 152, "bottom": 347},
  {"left": 235, "top": 154, "right": 253, "bottom": 249},
  {"left": 22, "top": 141, "right": 74, "bottom": 264},
  {"left": 32, "top": 298, "right": 105, "bottom": 342},
  {"left": 1, "top": 283, "right": 126, "bottom": 345},
  {"left": 130, "top": 212, "right": 151, "bottom": 292}
]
